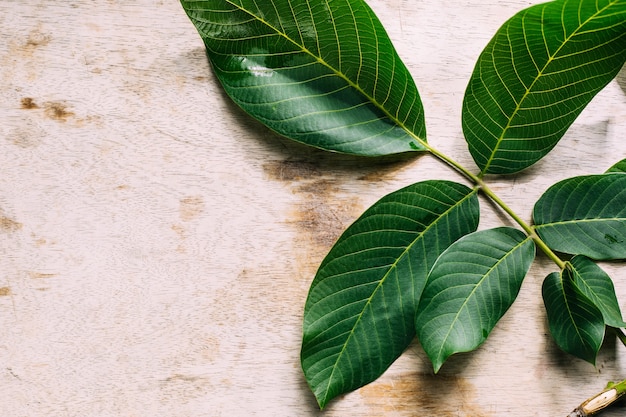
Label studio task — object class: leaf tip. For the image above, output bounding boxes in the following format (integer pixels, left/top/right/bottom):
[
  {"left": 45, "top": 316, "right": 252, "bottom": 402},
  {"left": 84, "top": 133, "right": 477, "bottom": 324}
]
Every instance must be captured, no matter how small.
[{"left": 431, "top": 357, "right": 445, "bottom": 374}]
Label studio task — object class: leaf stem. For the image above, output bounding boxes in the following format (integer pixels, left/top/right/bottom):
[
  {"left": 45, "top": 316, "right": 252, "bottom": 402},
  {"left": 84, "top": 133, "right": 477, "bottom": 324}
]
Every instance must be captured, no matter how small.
[
  {"left": 422, "top": 142, "right": 566, "bottom": 270},
  {"left": 423, "top": 143, "right": 481, "bottom": 185}
]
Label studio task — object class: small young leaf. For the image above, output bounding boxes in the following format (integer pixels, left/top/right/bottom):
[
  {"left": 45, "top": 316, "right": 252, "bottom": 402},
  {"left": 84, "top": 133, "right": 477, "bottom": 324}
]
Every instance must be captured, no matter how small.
[
  {"left": 569, "top": 255, "right": 626, "bottom": 328},
  {"left": 533, "top": 174, "right": 626, "bottom": 260},
  {"left": 415, "top": 227, "right": 535, "bottom": 373},
  {"left": 607, "top": 159, "right": 626, "bottom": 173},
  {"left": 301, "top": 181, "right": 479, "bottom": 408},
  {"left": 181, "top": 0, "right": 426, "bottom": 156},
  {"left": 462, "top": 0, "right": 626, "bottom": 174},
  {"left": 542, "top": 269, "right": 605, "bottom": 364}
]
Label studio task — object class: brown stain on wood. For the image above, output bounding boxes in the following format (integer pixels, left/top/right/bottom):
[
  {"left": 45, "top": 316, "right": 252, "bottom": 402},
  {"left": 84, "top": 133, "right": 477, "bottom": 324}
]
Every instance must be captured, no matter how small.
[
  {"left": 180, "top": 196, "right": 205, "bottom": 222},
  {"left": 289, "top": 179, "right": 360, "bottom": 249},
  {"left": 0, "top": 216, "right": 22, "bottom": 233},
  {"left": 263, "top": 159, "right": 366, "bottom": 279},
  {"left": 0, "top": 287, "right": 11, "bottom": 296},
  {"left": 44, "top": 102, "right": 74, "bottom": 122},
  {"left": 20, "top": 98, "right": 75, "bottom": 122},
  {"left": 25, "top": 30, "right": 51, "bottom": 48},
  {"left": 21, "top": 97, "right": 39, "bottom": 109},
  {"left": 356, "top": 157, "right": 416, "bottom": 182},
  {"left": 359, "top": 372, "right": 495, "bottom": 416},
  {"left": 263, "top": 160, "right": 322, "bottom": 181}
]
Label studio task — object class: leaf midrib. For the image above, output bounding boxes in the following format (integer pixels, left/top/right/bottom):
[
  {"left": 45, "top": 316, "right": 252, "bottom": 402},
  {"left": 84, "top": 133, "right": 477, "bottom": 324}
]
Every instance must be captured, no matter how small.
[
  {"left": 559, "top": 268, "right": 596, "bottom": 352},
  {"left": 481, "top": 0, "right": 618, "bottom": 174},
  {"left": 535, "top": 216, "right": 626, "bottom": 228},
  {"left": 213, "top": 0, "right": 426, "bottom": 149},
  {"left": 318, "top": 188, "right": 477, "bottom": 405}
]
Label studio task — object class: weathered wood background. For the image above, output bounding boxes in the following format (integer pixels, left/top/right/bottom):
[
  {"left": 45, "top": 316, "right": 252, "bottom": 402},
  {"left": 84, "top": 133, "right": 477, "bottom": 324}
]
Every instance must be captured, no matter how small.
[{"left": 1, "top": 1, "right": 626, "bottom": 416}]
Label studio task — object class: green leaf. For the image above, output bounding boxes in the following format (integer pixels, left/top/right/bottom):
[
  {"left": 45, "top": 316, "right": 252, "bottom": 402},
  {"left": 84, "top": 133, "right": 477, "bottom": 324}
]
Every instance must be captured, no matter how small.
[
  {"left": 607, "top": 159, "right": 626, "bottom": 173},
  {"left": 462, "top": 0, "right": 626, "bottom": 174},
  {"left": 301, "top": 180, "right": 479, "bottom": 408},
  {"left": 181, "top": 0, "right": 426, "bottom": 156},
  {"left": 533, "top": 174, "right": 626, "bottom": 260},
  {"left": 415, "top": 227, "right": 535, "bottom": 373},
  {"left": 542, "top": 269, "right": 605, "bottom": 364},
  {"left": 569, "top": 255, "right": 626, "bottom": 328}
]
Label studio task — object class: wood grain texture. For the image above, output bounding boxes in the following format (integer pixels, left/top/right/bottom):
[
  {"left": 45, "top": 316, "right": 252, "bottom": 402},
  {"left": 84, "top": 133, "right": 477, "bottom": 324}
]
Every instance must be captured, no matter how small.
[{"left": 0, "top": 0, "right": 625, "bottom": 416}]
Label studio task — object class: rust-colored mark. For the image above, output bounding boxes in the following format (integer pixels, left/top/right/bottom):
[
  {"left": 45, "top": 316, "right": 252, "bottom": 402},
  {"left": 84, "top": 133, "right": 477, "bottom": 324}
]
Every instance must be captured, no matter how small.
[
  {"left": 0, "top": 216, "right": 22, "bottom": 233},
  {"left": 360, "top": 373, "right": 495, "bottom": 417},
  {"left": 20, "top": 97, "right": 39, "bottom": 109},
  {"left": 180, "top": 196, "right": 205, "bottom": 222},
  {"left": 0, "top": 287, "right": 11, "bottom": 296},
  {"left": 44, "top": 102, "right": 74, "bottom": 122},
  {"left": 28, "top": 272, "right": 56, "bottom": 279}
]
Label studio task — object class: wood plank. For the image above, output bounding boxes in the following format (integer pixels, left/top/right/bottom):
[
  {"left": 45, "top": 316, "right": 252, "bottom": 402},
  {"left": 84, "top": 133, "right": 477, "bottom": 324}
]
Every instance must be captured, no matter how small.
[{"left": 1, "top": 1, "right": 625, "bottom": 415}]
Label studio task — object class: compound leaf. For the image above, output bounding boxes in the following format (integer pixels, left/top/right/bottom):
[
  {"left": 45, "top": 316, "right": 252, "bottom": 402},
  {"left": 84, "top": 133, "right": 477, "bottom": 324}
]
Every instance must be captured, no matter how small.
[
  {"left": 415, "top": 227, "right": 535, "bottom": 373},
  {"left": 462, "top": 0, "right": 626, "bottom": 174},
  {"left": 301, "top": 181, "right": 479, "bottom": 408},
  {"left": 569, "top": 255, "right": 626, "bottom": 328},
  {"left": 542, "top": 269, "right": 605, "bottom": 364},
  {"left": 181, "top": 0, "right": 426, "bottom": 156},
  {"left": 533, "top": 174, "right": 626, "bottom": 260}
]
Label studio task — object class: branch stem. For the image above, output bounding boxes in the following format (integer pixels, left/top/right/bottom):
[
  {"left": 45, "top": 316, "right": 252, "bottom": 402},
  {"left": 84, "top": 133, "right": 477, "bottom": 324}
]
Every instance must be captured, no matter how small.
[
  {"left": 422, "top": 143, "right": 566, "bottom": 270},
  {"left": 477, "top": 177, "right": 567, "bottom": 269}
]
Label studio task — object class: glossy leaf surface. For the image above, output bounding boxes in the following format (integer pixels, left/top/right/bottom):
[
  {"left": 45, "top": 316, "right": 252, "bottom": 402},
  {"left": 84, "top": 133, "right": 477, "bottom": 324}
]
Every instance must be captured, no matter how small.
[
  {"left": 569, "top": 255, "right": 626, "bottom": 328},
  {"left": 542, "top": 269, "right": 605, "bottom": 364},
  {"left": 415, "top": 227, "right": 535, "bottom": 373},
  {"left": 301, "top": 181, "right": 479, "bottom": 408},
  {"left": 462, "top": 0, "right": 626, "bottom": 174},
  {"left": 534, "top": 174, "right": 626, "bottom": 260},
  {"left": 607, "top": 158, "right": 626, "bottom": 173},
  {"left": 181, "top": 0, "right": 426, "bottom": 156}
]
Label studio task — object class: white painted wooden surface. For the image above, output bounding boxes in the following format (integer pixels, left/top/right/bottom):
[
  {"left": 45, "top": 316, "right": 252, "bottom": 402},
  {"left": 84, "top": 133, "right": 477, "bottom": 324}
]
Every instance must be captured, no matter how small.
[{"left": 1, "top": 1, "right": 626, "bottom": 416}]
